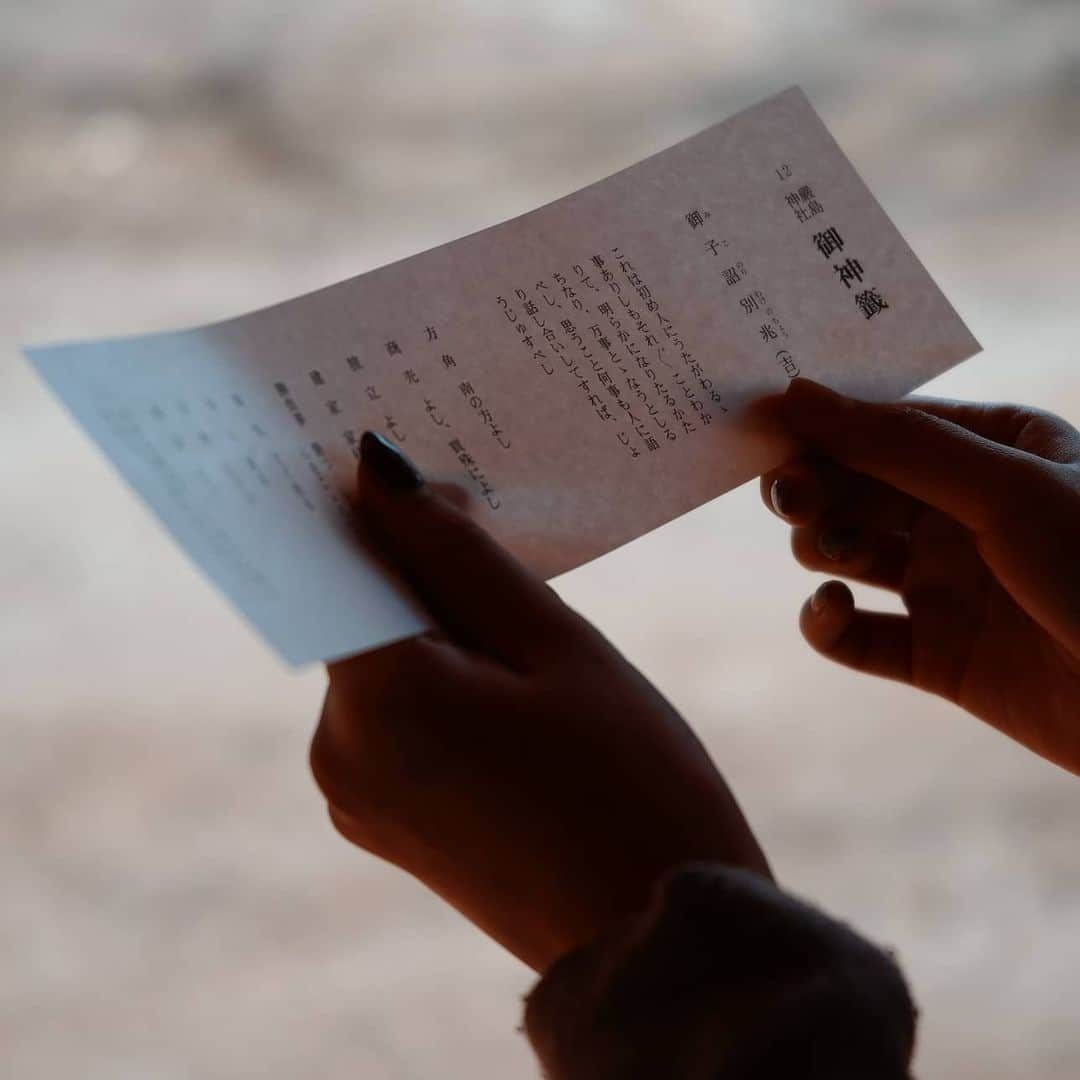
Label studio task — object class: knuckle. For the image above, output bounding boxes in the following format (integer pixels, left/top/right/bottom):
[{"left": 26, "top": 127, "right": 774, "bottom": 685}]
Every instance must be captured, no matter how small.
[
  {"left": 308, "top": 721, "right": 346, "bottom": 802},
  {"left": 310, "top": 724, "right": 390, "bottom": 836},
  {"left": 327, "top": 803, "right": 386, "bottom": 854},
  {"left": 1016, "top": 405, "right": 1058, "bottom": 427},
  {"left": 309, "top": 700, "right": 382, "bottom": 807},
  {"left": 890, "top": 403, "right": 942, "bottom": 435},
  {"left": 1023, "top": 415, "right": 1080, "bottom": 464}
]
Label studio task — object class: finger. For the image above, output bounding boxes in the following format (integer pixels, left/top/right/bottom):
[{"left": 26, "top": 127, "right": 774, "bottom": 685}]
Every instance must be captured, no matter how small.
[
  {"left": 326, "top": 630, "right": 465, "bottom": 701},
  {"left": 764, "top": 457, "right": 921, "bottom": 534},
  {"left": 324, "top": 802, "right": 386, "bottom": 852},
  {"left": 312, "top": 634, "right": 481, "bottom": 806},
  {"left": 776, "top": 379, "right": 1053, "bottom": 534},
  {"left": 354, "top": 431, "right": 581, "bottom": 668},
  {"left": 320, "top": 633, "right": 472, "bottom": 759},
  {"left": 902, "top": 397, "right": 1080, "bottom": 463},
  {"left": 800, "top": 580, "right": 913, "bottom": 685},
  {"left": 760, "top": 458, "right": 828, "bottom": 525},
  {"left": 791, "top": 525, "right": 909, "bottom": 593}
]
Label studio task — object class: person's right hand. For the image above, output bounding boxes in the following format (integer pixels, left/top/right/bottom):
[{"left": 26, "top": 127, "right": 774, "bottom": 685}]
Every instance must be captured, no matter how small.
[{"left": 760, "top": 378, "right": 1080, "bottom": 774}]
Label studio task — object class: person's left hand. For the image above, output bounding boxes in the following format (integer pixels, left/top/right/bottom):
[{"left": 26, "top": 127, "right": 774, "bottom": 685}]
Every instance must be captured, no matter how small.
[{"left": 310, "top": 432, "right": 770, "bottom": 973}]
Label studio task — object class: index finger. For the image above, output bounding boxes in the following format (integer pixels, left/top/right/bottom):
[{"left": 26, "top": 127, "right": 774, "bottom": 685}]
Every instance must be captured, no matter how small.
[
  {"left": 772, "top": 379, "right": 1059, "bottom": 534},
  {"left": 354, "top": 431, "right": 586, "bottom": 669},
  {"left": 901, "top": 396, "right": 1080, "bottom": 463}
]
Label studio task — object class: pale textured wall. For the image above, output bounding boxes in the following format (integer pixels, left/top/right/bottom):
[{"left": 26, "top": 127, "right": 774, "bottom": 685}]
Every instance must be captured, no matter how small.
[{"left": 2, "top": 2, "right": 1079, "bottom": 1077}]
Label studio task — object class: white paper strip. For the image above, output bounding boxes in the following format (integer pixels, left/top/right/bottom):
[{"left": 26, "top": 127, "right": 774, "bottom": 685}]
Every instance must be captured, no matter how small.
[{"left": 27, "top": 87, "right": 980, "bottom": 665}]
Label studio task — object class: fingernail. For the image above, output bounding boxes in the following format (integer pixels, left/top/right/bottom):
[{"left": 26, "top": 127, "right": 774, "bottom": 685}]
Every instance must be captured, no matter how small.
[
  {"left": 817, "top": 525, "right": 860, "bottom": 562},
  {"left": 810, "top": 583, "right": 829, "bottom": 614},
  {"left": 770, "top": 476, "right": 800, "bottom": 518},
  {"left": 360, "top": 431, "right": 424, "bottom": 492}
]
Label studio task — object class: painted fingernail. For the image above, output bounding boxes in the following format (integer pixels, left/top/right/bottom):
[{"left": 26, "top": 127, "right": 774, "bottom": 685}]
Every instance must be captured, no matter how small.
[
  {"left": 360, "top": 431, "right": 424, "bottom": 492},
  {"left": 810, "top": 583, "right": 829, "bottom": 615},
  {"left": 817, "top": 525, "right": 860, "bottom": 562},
  {"left": 770, "top": 476, "right": 800, "bottom": 518}
]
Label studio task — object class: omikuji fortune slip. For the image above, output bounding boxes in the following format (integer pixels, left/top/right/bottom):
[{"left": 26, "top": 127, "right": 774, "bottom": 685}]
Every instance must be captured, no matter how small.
[{"left": 26, "top": 87, "right": 979, "bottom": 665}]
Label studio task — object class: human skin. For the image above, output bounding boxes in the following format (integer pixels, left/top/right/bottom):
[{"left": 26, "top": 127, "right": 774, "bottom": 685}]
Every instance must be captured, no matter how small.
[
  {"left": 759, "top": 378, "right": 1080, "bottom": 774},
  {"left": 306, "top": 385, "right": 1080, "bottom": 1074},
  {"left": 310, "top": 432, "right": 771, "bottom": 974}
]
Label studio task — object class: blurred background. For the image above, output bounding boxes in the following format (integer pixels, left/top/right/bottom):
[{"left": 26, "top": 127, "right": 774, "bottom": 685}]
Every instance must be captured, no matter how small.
[{"left": 3, "top": 1, "right": 1079, "bottom": 1076}]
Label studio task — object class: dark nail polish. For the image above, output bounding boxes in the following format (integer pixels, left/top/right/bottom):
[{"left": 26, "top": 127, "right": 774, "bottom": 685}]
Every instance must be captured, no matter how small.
[
  {"left": 360, "top": 431, "right": 424, "bottom": 491},
  {"left": 770, "top": 476, "right": 801, "bottom": 518},
  {"left": 818, "top": 525, "right": 860, "bottom": 562}
]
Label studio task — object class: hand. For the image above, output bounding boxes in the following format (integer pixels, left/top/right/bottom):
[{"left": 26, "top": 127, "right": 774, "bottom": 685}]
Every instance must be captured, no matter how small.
[
  {"left": 310, "top": 432, "right": 770, "bottom": 973},
  {"left": 761, "top": 378, "right": 1080, "bottom": 773}
]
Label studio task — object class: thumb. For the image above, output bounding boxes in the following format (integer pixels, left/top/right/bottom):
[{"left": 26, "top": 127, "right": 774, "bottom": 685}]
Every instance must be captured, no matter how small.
[{"left": 774, "top": 378, "right": 1051, "bottom": 535}]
